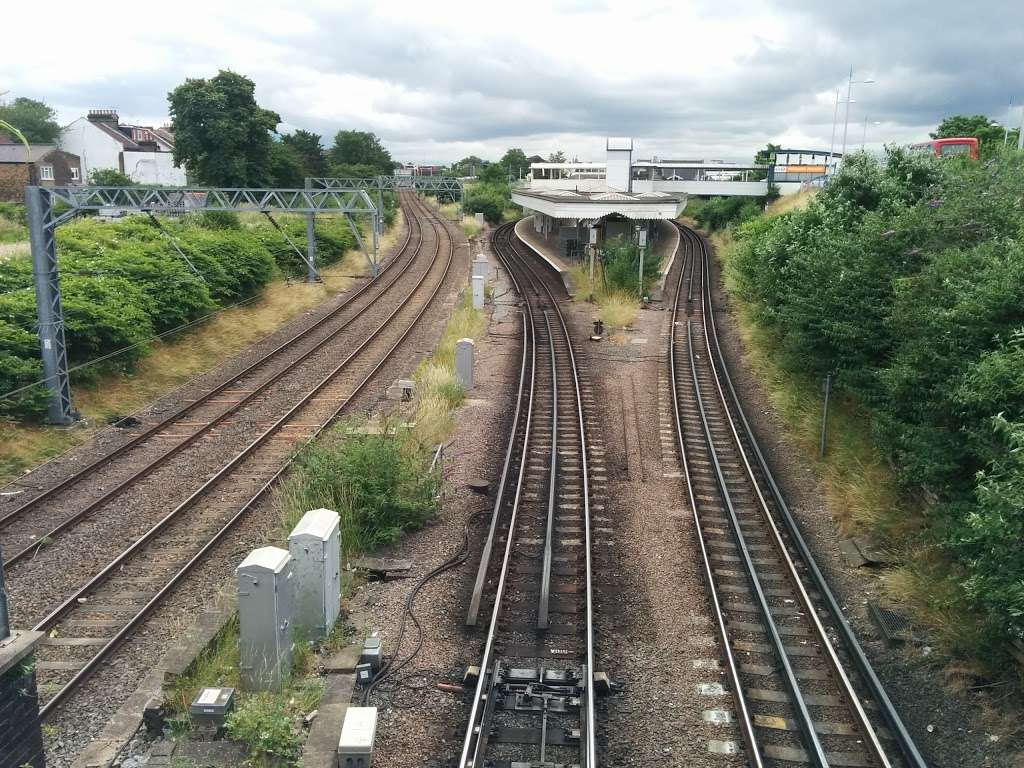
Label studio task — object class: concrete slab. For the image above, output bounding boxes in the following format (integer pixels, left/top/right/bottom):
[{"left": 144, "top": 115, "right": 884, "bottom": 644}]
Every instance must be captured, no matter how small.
[
  {"left": 0, "top": 629, "right": 43, "bottom": 676},
  {"left": 302, "top": 670, "right": 357, "bottom": 768}
]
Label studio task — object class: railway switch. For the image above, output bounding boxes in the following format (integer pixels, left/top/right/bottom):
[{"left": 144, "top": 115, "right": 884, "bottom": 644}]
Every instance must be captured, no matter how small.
[
  {"left": 288, "top": 508, "right": 341, "bottom": 641},
  {"left": 237, "top": 546, "right": 295, "bottom": 691},
  {"left": 337, "top": 706, "right": 378, "bottom": 767}
]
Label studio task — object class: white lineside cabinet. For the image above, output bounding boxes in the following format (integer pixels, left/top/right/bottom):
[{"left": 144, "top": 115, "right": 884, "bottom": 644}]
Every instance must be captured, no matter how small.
[
  {"left": 338, "top": 706, "right": 378, "bottom": 767},
  {"left": 236, "top": 546, "right": 295, "bottom": 691},
  {"left": 288, "top": 508, "right": 341, "bottom": 640}
]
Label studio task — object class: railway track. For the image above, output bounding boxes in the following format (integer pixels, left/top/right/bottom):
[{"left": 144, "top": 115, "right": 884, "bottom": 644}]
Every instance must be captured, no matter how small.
[
  {"left": 457, "top": 222, "right": 597, "bottom": 768},
  {"left": 0, "top": 192, "right": 429, "bottom": 568},
  {"left": 10, "top": 194, "right": 457, "bottom": 718},
  {"left": 667, "top": 222, "right": 927, "bottom": 768}
]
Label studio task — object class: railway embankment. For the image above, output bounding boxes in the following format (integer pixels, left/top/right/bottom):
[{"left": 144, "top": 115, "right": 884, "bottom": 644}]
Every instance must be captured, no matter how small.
[
  {"left": 0, "top": 205, "right": 401, "bottom": 485},
  {"left": 704, "top": 148, "right": 1024, "bottom": 763}
]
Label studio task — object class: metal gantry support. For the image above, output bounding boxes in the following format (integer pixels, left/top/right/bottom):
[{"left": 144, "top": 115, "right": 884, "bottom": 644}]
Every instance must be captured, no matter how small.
[{"left": 25, "top": 184, "right": 381, "bottom": 425}]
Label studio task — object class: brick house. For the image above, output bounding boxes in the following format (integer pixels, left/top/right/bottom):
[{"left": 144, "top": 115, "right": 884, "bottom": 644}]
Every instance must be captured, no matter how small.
[{"left": 0, "top": 135, "right": 82, "bottom": 201}]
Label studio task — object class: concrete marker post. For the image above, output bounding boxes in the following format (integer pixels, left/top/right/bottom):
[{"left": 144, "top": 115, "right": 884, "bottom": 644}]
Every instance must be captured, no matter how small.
[
  {"left": 472, "top": 274, "right": 485, "bottom": 310},
  {"left": 455, "top": 338, "right": 475, "bottom": 390}
]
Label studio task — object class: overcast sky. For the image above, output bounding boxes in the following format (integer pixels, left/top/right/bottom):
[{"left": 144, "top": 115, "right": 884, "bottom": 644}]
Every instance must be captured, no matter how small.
[{"left": 2, "top": 0, "right": 1022, "bottom": 164}]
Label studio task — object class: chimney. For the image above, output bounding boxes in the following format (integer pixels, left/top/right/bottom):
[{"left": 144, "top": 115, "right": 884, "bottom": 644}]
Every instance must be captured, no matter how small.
[{"left": 88, "top": 109, "right": 119, "bottom": 124}]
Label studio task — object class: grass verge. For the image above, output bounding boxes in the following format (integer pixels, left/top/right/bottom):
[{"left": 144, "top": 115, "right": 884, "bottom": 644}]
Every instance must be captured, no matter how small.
[
  {"left": 567, "top": 263, "right": 639, "bottom": 333},
  {"left": 426, "top": 196, "right": 482, "bottom": 239}
]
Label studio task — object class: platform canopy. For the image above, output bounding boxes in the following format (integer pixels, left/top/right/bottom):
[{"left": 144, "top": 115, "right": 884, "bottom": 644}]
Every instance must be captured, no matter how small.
[{"left": 511, "top": 188, "right": 685, "bottom": 221}]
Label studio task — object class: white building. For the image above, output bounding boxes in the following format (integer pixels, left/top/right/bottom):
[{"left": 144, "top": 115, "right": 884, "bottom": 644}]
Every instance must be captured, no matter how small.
[{"left": 60, "top": 110, "right": 186, "bottom": 186}]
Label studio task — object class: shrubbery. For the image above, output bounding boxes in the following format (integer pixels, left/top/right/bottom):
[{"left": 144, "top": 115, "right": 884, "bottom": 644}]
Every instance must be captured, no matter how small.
[
  {"left": 602, "top": 235, "right": 662, "bottom": 296},
  {"left": 694, "top": 195, "right": 764, "bottom": 231},
  {"left": 0, "top": 212, "right": 359, "bottom": 420},
  {"left": 463, "top": 182, "right": 509, "bottom": 224},
  {"left": 282, "top": 426, "right": 440, "bottom": 553},
  {"left": 729, "top": 147, "right": 1024, "bottom": 648}
]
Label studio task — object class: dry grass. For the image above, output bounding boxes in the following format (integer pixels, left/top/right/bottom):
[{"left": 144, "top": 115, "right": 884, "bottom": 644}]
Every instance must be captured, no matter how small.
[
  {"left": 766, "top": 188, "right": 818, "bottom": 216},
  {"left": 567, "top": 265, "right": 639, "bottom": 331},
  {"left": 426, "top": 196, "right": 482, "bottom": 239},
  {"left": 0, "top": 243, "right": 374, "bottom": 485},
  {"left": 409, "top": 291, "right": 487, "bottom": 448}
]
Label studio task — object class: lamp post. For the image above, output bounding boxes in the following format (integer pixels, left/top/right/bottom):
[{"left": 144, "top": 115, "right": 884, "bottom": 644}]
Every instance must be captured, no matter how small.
[
  {"left": 840, "top": 66, "right": 875, "bottom": 159},
  {"left": 861, "top": 118, "right": 881, "bottom": 151}
]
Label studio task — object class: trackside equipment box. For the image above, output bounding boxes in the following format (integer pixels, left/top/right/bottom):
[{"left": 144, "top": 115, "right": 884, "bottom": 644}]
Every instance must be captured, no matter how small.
[
  {"left": 288, "top": 508, "right": 341, "bottom": 641},
  {"left": 189, "top": 687, "right": 235, "bottom": 726},
  {"left": 237, "top": 546, "right": 295, "bottom": 691},
  {"left": 338, "top": 706, "right": 378, "bottom": 767}
]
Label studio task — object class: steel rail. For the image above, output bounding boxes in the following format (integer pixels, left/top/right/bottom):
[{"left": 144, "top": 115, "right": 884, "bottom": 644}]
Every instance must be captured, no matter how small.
[
  {"left": 2, "top": 197, "right": 428, "bottom": 566},
  {"left": 458, "top": 223, "right": 539, "bottom": 767},
  {"left": 685, "top": 223, "right": 928, "bottom": 768},
  {"left": 668, "top": 228, "right": 765, "bottom": 768},
  {"left": 684, "top": 309, "right": 829, "bottom": 766},
  {"left": 506, "top": 231, "right": 598, "bottom": 768},
  {"left": 684, "top": 223, "right": 891, "bottom": 766},
  {"left": 537, "top": 309, "right": 558, "bottom": 630},
  {"left": 0, "top": 194, "right": 420, "bottom": 533},
  {"left": 464, "top": 297, "right": 532, "bottom": 627},
  {"left": 466, "top": 223, "right": 597, "bottom": 767},
  {"left": 36, "top": 199, "right": 456, "bottom": 717}
]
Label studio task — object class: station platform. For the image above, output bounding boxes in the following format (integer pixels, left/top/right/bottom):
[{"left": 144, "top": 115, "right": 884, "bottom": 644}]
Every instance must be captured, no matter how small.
[{"left": 513, "top": 215, "right": 680, "bottom": 301}]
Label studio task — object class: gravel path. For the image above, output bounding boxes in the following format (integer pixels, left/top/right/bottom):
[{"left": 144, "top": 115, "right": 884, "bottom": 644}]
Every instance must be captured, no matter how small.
[
  {"left": 342, "top": 228, "right": 521, "bottom": 767},
  {"left": 561, "top": 285, "right": 747, "bottom": 767}
]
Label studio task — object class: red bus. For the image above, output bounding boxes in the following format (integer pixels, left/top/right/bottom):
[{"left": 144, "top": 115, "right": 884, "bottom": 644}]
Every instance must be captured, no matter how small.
[{"left": 909, "top": 137, "right": 979, "bottom": 160}]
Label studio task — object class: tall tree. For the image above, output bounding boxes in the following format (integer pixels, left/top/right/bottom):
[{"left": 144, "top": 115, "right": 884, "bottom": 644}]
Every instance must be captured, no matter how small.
[
  {"left": 282, "top": 129, "right": 327, "bottom": 177},
  {"left": 932, "top": 114, "right": 1019, "bottom": 157},
  {"left": 267, "top": 140, "right": 306, "bottom": 187},
  {"left": 0, "top": 97, "right": 60, "bottom": 143},
  {"left": 752, "top": 142, "right": 782, "bottom": 180},
  {"left": 547, "top": 150, "right": 566, "bottom": 163},
  {"left": 167, "top": 70, "right": 280, "bottom": 186},
  {"left": 450, "top": 155, "right": 484, "bottom": 176},
  {"left": 499, "top": 148, "right": 531, "bottom": 178},
  {"left": 329, "top": 130, "right": 393, "bottom": 175}
]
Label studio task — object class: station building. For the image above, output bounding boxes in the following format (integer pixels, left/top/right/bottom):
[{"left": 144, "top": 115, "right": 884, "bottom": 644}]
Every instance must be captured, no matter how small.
[{"left": 511, "top": 138, "right": 821, "bottom": 264}]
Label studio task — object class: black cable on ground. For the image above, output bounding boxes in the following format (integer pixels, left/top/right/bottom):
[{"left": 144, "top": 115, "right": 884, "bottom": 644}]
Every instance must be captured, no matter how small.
[{"left": 361, "top": 508, "right": 492, "bottom": 707}]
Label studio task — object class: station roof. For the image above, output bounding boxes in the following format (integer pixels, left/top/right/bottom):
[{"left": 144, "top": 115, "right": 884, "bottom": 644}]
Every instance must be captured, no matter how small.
[{"left": 512, "top": 187, "right": 685, "bottom": 221}]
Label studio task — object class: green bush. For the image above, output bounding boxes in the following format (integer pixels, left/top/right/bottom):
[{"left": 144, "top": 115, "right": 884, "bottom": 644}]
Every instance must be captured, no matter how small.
[
  {"left": 729, "top": 146, "right": 1024, "bottom": 651},
  {"left": 463, "top": 182, "right": 508, "bottom": 224},
  {"left": 284, "top": 426, "right": 439, "bottom": 552},
  {"left": 601, "top": 235, "right": 662, "bottom": 296},
  {"left": 0, "top": 320, "right": 48, "bottom": 419},
  {"left": 694, "top": 196, "right": 764, "bottom": 231},
  {"left": 225, "top": 694, "right": 301, "bottom": 766}
]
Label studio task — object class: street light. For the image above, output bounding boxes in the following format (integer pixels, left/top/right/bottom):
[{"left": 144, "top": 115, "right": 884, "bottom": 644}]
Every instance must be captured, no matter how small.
[
  {"left": 828, "top": 92, "right": 856, "bottom": 173},
  {"left": 861, "top": 118, "right": 882, "bottom": 151},
  {"left": 840, "top": 66, "right": 875, "bottom": 159}
]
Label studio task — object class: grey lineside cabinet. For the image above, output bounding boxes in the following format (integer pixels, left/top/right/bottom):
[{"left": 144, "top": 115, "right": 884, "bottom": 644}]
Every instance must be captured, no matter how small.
[
  {"left": 236, "top": 546, "right": 295, "bottom": 691},
  {"left": 288, "top": 508, "right": 341, "bottom": 641}
]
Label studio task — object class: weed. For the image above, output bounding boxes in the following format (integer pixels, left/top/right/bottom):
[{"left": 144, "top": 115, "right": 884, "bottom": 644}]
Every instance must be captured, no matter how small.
[
  {"left": 225, "top": 693, "right": 301, "bottom": 766},
  {"left": 167, "top": 617, "right": 240, "bottom": 717}
]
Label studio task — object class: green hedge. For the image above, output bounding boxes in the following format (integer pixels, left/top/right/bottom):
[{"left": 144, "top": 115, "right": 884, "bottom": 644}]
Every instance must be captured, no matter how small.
[
  {"left": 729, "top": 147, "right": 1024, "bottom": 647},
  {"left": 0, "top": 211, "right": 358, "bottom": 421}
]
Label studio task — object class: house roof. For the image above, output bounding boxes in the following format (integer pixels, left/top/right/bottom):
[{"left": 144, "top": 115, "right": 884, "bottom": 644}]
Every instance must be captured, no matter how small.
[{"left": 90, "top": 120, "right": 143, "bottom": 150}]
